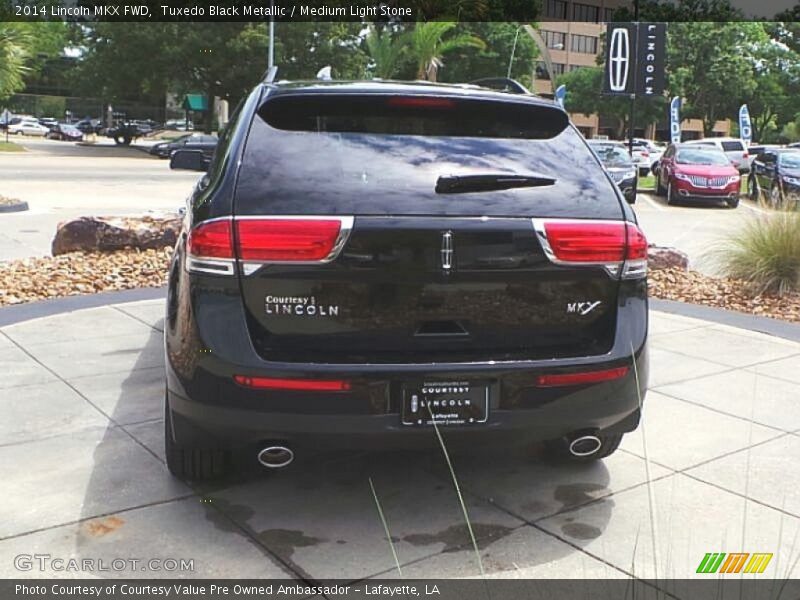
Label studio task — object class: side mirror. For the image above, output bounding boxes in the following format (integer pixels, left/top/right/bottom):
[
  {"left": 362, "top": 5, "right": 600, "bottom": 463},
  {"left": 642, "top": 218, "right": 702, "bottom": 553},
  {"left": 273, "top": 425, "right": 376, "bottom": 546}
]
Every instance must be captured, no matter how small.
[{"left": 170, "top": 149, "right": 207, "bottom": 172}]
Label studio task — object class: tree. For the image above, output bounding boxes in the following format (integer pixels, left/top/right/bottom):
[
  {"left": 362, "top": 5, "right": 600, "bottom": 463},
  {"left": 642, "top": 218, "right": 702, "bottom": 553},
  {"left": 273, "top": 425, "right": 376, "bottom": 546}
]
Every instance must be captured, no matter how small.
[
  {"left": 614, "top": 0, "right": 744, "bottom": 20},
  {"left": 667, "top": 22, "right": 768, "bottom": 136},
  {"left": 363, "top": 26, "right": 408, "bottom": 79},
  {"left": 409, "top": 22, "right": 485, "bottom": 81},
  {"left": 0, "top": 25, "right": 30, "bottom": 101},
  {"left": 556, "top": 67, "right": 665, "bottom": 138}
]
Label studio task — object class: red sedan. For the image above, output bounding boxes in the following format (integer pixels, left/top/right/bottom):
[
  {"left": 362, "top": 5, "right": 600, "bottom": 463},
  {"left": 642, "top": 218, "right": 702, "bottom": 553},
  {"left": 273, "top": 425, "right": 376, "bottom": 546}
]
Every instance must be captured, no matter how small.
[{"left": 656, "top": 143, "right": 741, "bottom": 208}]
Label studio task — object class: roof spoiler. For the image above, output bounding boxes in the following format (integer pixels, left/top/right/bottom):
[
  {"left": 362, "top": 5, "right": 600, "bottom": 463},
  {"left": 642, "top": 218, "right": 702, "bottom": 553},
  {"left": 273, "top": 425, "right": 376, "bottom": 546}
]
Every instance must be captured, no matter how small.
[{"left": 468, "top": 77, "right": 530, "bottom": 95}]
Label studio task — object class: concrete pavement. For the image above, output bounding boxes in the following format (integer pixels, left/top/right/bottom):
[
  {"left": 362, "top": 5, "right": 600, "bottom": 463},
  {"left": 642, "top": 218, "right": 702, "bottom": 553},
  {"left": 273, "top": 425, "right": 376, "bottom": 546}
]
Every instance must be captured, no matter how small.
[{"left": 1, "top": 298, "right": 800, "bottom": 583}]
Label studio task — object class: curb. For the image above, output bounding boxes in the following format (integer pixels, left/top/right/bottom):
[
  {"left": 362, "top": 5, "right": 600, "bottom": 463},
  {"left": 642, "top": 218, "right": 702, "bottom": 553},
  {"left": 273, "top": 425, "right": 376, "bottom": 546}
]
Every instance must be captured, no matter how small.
[
  {"left": 0, "top": 200, "right": 29, "bottom": 213},
  {"left": 650, "top": 298, "right": 800, "bottom": 344},
  {"left": 1, "top": 288, "right": 799, "bottom": 345},
  {"left": 0, "top": 287, "right": 166, "bottom": 327}
]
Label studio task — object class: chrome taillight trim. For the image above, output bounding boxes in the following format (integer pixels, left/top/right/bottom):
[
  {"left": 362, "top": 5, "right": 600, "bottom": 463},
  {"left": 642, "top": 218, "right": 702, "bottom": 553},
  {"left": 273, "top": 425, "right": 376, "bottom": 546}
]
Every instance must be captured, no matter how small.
[{"left": 186, "top": 256, "right": 236, "bottom": 276}]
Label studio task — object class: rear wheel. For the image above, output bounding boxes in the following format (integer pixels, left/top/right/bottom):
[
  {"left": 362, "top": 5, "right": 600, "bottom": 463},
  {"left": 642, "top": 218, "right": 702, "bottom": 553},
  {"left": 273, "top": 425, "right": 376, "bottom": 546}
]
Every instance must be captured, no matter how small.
[
  {"left": 655, "top": 173, "right": 666, "bottom": 196},
  {"left": 770, "top": 182, "right": 784, "bottom": 209},
  {"left": 666, "top": 180, "right": 677, "bottom": 205},
  {"left": 748, "top": 176, "right": 760, "bottom": 201},
  {"left": 164, "top": 393, "right": 228, "bottom": 481},
  {"left": 544, "top": 433, "right": 623, "bottom": 463}
]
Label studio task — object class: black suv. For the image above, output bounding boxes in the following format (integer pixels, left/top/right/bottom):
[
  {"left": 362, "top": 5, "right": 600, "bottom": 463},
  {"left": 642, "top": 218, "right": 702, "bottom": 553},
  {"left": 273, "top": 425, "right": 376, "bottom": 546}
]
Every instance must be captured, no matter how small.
[{"left": 165, "top": 81, "right": 649, "bottom": 480}]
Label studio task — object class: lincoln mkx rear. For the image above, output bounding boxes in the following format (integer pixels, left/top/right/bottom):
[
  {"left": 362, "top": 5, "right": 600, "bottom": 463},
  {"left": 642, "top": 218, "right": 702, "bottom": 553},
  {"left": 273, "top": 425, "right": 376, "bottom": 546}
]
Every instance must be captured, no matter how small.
[{"left": 164, "top": 80, "right": 649, "bottom": 480}]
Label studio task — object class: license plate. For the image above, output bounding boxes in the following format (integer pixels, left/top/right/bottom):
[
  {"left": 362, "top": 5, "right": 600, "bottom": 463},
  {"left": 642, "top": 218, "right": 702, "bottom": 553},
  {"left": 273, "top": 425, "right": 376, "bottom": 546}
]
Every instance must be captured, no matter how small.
[{"left": 401, "top": 381, "right": 489, "bottom": 426}]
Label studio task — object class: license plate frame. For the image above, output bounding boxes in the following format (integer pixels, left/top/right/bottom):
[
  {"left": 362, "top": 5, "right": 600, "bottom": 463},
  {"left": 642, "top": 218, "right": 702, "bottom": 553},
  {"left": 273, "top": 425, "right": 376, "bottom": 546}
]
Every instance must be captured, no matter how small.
[{"left": 401, "top": 380, "right": 490, "bottom": 427}]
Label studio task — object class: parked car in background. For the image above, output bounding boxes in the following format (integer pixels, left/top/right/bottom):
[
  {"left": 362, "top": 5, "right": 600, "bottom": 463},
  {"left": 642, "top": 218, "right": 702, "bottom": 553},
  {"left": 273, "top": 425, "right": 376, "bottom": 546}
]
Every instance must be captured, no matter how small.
[
  {"left": 748, "top": 147, "right": 800, "bottom": 208},
  {"left": 38, "top": 117, "right": 59, "bottom": 132},
  {"left": 684, "top": 137, "right": 750, "bottom": 174},
  {"left": 656, "top": 143, "right": 741, "bottom": 207},
  {"left": 628, "top": 138, "right": 664, "bottom": 176},
  {"left": 74, "top": 118, "right": 103, "bottom": 135},
  {"left": 165, "top": 118, "right": 194, "bottom": 131},
  {"left": 46, "top": 123, "right": 84, "bottom": 142},
  {"left": 163, "top": 80, "right": 649, "bottom": 480},
  {"left": 588, "top": 140, "right": 638, "bottom": 203},
  {"left": 8, "top": 118, "right": 49, "bottom": 137},
  {"left": 150, "top": 133, "right": 217, "bottom": 159},
  {"left": 747, "top": 144, "right": 780, "bottom": 168}
]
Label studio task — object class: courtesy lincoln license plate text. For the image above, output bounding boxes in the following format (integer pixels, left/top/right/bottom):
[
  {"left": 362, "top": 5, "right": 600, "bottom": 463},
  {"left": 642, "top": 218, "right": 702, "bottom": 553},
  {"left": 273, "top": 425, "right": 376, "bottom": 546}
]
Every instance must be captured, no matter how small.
[{"left": 402, "top": 381, "right": 489, "bottom": 426}]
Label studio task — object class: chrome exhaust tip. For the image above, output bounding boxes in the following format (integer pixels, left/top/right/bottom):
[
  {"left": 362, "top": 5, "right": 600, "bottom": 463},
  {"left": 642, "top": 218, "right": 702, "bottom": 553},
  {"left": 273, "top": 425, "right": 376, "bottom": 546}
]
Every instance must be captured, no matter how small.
[
  {"left": 257, "top": 446, "right": 294, "bottom": 469},
  {"left": 568, "top": 435, "right": 602, "bottom": 457}
]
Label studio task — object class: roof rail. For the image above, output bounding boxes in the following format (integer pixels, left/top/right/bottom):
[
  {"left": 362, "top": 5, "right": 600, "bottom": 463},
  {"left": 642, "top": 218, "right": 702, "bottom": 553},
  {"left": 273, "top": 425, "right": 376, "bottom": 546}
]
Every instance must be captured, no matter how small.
[
  {"left": 468, "top": 77, "right": 530, "bottom": 95},
  {"left": 262, "top": 65, "right": 278, "bottom": 84}
]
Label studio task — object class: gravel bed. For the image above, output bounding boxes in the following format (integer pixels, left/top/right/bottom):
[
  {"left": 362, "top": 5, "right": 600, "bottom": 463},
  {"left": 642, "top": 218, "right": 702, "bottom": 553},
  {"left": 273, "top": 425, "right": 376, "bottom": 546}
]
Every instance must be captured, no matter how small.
[{"left": 1, "top": 250, "right": 799, "bottom": 325}]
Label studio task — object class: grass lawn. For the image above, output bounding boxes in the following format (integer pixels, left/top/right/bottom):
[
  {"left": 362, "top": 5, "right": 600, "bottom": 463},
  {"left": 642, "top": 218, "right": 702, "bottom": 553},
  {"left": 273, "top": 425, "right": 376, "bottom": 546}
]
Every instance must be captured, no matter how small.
[
  {"left": 638, "top": 174, "right": 655, "bottom": 191},
  {"left": 0, "top": 141, "right": 25, "bottom": 152}
]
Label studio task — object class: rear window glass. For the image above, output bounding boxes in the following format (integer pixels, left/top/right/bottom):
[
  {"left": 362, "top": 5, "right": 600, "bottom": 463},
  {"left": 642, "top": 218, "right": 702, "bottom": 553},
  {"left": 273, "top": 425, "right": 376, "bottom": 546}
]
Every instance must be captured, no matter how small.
[
  {"left": 235, "top": 92, "right": 622, "bottom": 219},
  {"left": 720, "top": 141, "right": 744, "bottom": 152},
  {"left": 259, "top": 94, "right": 569, "bottom": 140}
]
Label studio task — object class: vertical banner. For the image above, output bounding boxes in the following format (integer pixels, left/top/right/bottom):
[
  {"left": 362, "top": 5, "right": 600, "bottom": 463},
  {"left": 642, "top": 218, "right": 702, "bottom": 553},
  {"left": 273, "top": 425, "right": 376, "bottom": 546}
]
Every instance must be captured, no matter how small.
[
  {"left": 636, "top": 23, "right": 666, "bottom": 96},
  {"left": 603, "top": 23, "right": 666, "bottom": 96},
  {"left": 739, "top": 104, "right": 752, "bottom": 147},
  {"left": 555, "top": 84, "right": 566, "bottom": 108},
  {"left": 603, "top": 23, "right": 637, "bottom": 95},
  {"left": 669, "top": 96, "right": 682, "bottom": 143}
]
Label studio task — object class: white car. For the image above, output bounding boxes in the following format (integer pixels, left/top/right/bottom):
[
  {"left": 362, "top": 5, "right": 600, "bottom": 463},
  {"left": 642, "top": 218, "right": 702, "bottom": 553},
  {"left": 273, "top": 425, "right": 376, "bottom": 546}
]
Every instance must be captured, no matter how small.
[
  {"left": 684, "top": 137, "right": 750, "bottom": 174},
  {"left": 628, "top": 138, "right": 664, "bottom": 176},
  {"left": 8, "top": 119, "right": 49, "bottom": 137}
]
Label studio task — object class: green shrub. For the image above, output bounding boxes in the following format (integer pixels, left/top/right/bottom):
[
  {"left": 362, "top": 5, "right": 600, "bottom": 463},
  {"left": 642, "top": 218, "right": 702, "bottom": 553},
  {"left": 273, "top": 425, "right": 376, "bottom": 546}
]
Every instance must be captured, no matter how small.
[{"left": 713, "top": 212, "right": 800, "bottom": 296}]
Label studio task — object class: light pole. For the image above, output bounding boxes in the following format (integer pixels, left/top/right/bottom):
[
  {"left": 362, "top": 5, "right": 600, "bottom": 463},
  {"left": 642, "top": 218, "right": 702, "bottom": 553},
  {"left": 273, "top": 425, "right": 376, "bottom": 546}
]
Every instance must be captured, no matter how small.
[{"left": 268, "top": 0, "right": 275, "bottom": 69}]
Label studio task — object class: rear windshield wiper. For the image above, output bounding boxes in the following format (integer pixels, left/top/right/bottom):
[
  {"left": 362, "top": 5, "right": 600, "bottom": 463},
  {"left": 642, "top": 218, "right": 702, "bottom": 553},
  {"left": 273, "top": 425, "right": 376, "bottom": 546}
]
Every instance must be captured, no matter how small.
[{"left": 435, "top": 173, "right": 556, "bottom": 194}]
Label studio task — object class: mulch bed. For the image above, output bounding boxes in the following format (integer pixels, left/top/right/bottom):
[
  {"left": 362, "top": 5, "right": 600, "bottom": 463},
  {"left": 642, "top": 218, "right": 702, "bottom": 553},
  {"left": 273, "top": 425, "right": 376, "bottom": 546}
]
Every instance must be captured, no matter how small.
[{"left": 1, "top": 249, "right": 799, "bottom": 325}]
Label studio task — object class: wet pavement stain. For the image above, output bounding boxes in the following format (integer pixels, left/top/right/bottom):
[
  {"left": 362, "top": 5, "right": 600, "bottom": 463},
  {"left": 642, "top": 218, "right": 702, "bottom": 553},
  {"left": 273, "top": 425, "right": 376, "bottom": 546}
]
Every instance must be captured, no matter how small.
[
  {"left": 403, "top": 523, "right": 515, "bottom": 553},
  {"left": 554, "top": 482, "right": 609, "bottom": 509},
  {"left": 561, "top": 522, "right": 602, "bottom": 540},
  {"left": 257, "top": 529, "right": 325, "bottom": 581},
  {"left": 520, "top": 499, "right": 549, "bottom": 515},
  {"left": 83, "top": 515, "right": 125, "bottom": 537}
]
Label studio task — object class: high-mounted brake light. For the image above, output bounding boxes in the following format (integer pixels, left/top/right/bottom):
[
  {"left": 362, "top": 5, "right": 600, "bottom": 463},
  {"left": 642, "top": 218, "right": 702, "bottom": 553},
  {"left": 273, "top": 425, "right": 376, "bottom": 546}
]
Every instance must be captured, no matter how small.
[
  {"left": 235, "top": 218, "right": 344, "bottom": 262},
  {"left": 386, "top": 97, "right": 457, "bottom": 109},
  {"left": 536, "top": 366, "right": 629, "bottom": 387},
  {"left": 234, "top": 375, "right": 351, "bottom": 391},
  {"left": 532, "top": 219, "right": 648, "bottom": 279}
]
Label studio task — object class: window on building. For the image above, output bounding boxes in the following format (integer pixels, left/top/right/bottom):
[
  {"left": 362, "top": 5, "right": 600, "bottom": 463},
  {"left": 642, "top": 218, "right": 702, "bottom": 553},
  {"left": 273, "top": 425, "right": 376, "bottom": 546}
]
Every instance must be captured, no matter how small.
[
  {"left": 545, "top": 0, "right": 568, "bottom": 19},
  {"left": 541, "top": 30, "right": 566, "bottom": 49},
  {"left": 571, "top": 34, "right": 598, "bottom": 54},
  {"left": 572, "top": 2, "right": 600, "bottom": 21},
  {"left": 568, "top": 64, "right": 588, "bottom": 72},
  {"left": 536, "top": 61, "right": 565, "bottom": 80}
]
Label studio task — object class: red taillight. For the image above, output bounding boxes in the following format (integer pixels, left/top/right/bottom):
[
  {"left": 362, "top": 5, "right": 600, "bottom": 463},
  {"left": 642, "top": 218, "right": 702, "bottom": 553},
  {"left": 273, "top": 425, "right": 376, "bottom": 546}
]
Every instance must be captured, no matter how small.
[
  {"left": 187, "top": 219, "right": 233, "bottom": 258},
  {"left": 625, "top": 222, "right": 648, "bottom": 260},
  {"left": 540, "top": 221, "right": 626, "bottom": 262},
  {"left": 235, "top": 219, "right": 343, "bottom": 262},
  {"left": 234, "top": 375, "right": 351, "bottom": 391},
  {"left": 386, "top": 97, "right": 456, "bottom": 109},
  {"left": 641, "top": 150, "right": 649, "bottom": 157},
  {"left": 538, "top": 220, "right": 646, "bottom": 263},
  {"left": 536, "top": 366, "right": 629, "bottom": 387}
]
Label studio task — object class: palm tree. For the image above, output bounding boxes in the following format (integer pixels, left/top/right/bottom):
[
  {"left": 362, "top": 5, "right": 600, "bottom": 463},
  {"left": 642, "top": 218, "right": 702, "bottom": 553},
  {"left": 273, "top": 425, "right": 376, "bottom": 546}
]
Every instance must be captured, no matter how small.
[
  {"left": 410, "top": 22, "right": 485, "bottom": 82},
  {"left": 365, "top": 26, "right": 407, "bottom": 79},
  {"left": 0, "top": 25, "right": 30, "bottom": 101}
]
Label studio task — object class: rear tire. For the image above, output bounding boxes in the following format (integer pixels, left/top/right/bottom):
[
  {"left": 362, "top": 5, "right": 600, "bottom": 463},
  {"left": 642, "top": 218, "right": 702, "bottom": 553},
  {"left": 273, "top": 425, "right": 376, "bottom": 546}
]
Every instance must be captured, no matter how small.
[
  {"left": 666, "top": 180, "right": 677, "bottom": 205},
  {"left": 544, "top": 433, "right": 623, "bottom": 463},
  {"left": 748, "top": 176, "right": 760, "bottom": 201},
  {"left": 164, "top": 394, "right": 228, "bottom": 481},
  {"left": 655, "top": 174, "right": 666, "bottom": 196}
]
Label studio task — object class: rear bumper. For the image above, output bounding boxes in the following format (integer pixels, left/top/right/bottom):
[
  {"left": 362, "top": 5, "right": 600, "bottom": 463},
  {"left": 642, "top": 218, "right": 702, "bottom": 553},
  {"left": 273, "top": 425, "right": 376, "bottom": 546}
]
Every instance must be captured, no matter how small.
[{"left": 164, "top": 265, "right": 649, "bottom": 448}]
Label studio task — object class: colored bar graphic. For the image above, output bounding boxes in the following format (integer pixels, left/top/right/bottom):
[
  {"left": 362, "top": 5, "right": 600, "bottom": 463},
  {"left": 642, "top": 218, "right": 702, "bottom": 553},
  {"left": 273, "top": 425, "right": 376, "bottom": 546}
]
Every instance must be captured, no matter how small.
[
  {"left": 697, "top": 552, "right": 773, "bottom": 574},
  {"left": 744, "top": 553, "right": 773, "bottom": 574}
]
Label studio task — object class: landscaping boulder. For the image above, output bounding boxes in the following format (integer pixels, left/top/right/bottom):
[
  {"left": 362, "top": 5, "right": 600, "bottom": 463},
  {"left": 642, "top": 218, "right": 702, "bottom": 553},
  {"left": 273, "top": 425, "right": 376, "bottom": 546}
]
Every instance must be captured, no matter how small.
[
  {"left": 648, "top": 245, "right": 689, "bottom": 271},
  {"left": 52, "top": 213, "right": 182, "bottom": 256}
]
